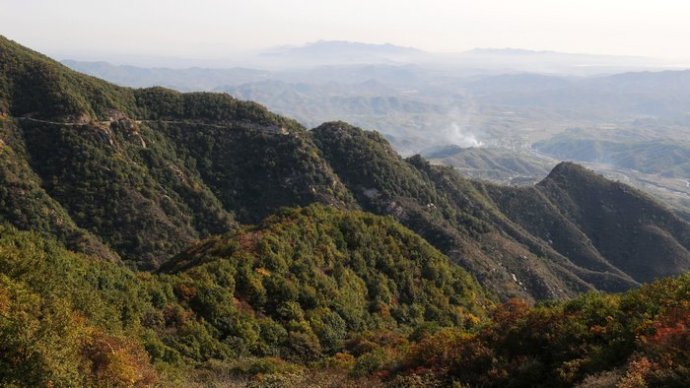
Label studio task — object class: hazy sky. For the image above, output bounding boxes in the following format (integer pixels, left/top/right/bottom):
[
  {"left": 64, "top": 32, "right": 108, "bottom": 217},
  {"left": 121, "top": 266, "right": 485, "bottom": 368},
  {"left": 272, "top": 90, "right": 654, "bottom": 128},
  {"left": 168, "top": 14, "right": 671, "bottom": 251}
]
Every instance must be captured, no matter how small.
[{"left": 3, "top": 0, "right": 690, "bottom": 61}]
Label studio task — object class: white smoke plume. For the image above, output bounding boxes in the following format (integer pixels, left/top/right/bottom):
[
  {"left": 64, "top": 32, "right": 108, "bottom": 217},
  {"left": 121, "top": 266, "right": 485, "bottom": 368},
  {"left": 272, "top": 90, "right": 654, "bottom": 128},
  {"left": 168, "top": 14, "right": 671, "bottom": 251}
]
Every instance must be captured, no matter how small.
[
  {"left": 440, "top": 93, "right": 485, "bottom": 148},
  {"left": 447, "top": 122, "right": 484, "bottom": 148}
]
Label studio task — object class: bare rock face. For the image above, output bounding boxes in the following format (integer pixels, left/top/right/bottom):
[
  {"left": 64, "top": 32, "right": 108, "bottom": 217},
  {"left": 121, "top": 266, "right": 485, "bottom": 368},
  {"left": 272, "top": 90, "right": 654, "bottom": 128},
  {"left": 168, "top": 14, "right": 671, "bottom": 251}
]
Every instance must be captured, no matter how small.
[
  {"left": 110, "top": 117, "right": 146, "bottom": 147},
  {"left": 74, "top": 113, "right": 92, "bottom": 124},
  {"left": 106, "top": 109, "right": 128, "bottom": 121}
]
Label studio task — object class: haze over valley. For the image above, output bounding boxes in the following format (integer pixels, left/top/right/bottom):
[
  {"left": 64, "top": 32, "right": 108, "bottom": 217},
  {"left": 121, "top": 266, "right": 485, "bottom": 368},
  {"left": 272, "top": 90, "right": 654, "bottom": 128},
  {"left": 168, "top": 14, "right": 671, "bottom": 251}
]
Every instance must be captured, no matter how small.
[{"left": 64, "top": 41, "right": 690, "bottom": 218}]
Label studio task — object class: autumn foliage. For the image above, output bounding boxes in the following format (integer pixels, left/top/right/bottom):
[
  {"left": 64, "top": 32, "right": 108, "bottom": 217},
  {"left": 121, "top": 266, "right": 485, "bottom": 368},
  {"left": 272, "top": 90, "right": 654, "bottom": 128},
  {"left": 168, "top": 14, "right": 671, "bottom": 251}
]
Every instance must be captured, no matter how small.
[{"left": 392, "top": 277, "right": 690, "bottom": 387}]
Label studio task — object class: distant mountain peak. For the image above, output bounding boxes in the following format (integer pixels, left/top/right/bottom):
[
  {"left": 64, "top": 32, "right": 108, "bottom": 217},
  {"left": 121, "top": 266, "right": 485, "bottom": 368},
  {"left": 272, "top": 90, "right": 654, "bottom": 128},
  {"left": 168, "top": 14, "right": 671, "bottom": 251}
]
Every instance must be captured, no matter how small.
[
  {"left": 541, "top": 161, "right": 607, "bottom": 185},
  {"left": 266, "top": 40, "right": 425, "bottom": 54},
  {"left": 465, "top": 48, "right": 557, "bottom": 56},
  {"left": 257, "top": 40, "right": 428, "bottom": 66},
  {"left": 547, "top": 160, "right": 590, "bottom": 176}
]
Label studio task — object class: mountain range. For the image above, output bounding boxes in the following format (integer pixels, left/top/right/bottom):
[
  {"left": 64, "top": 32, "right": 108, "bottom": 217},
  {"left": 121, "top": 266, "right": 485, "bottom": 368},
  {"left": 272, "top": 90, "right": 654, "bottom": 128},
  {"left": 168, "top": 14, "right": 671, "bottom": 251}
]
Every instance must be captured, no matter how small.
[
  {"left": 4, "top": 34, "right": 690, "bottom": 298},
  {"left": 3, "top": 35, "right": 690, "bottom": 386}
]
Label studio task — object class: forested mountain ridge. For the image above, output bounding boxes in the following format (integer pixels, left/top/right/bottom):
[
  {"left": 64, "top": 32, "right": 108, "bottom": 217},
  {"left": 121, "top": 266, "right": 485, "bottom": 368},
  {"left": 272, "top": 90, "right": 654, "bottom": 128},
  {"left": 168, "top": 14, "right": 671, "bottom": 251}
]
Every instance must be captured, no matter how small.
[
  {"left": 1, "top": 35, "right": 354, "bottom": 267},
  {"left": 311, "top": 122, "right": 667, "bottom": 300},
  {"left": 0, "top": 36, "right": 301, "bottom": 125},
  {"left": 486, "top": 162, "right": 690, "bottom": 285},
  {"left": 3, "top": 34, "right": 690, "bottom": 292}
]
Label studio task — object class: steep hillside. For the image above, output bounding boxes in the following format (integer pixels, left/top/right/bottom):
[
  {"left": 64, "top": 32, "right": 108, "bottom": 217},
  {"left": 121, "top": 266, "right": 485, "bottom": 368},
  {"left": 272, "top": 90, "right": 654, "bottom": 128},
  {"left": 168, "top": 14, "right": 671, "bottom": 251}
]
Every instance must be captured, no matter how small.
[
  {"left": 485, "top": 162, "right": 690, "bottom": 285},
  {"left": 538, "top": 163, "right": 690, "bottom": 281},
  {"left": 310, "top": 122, "right": 642, "bottom": 300},
  {"left": 13, "top": 118, "right": 236, "bottom": 268},
  {"left": 417, "top": 159, "right": 640, "bottom": 294},
  {"left": 164, "top": 205, "right": 489, "bottom": 330},
  {"left": 144, "top": 119, "right": 354, "bottom": 224},
  {"left": 0, "top": 117, "right": 118, "bottom": 260},
  {"left": 310, "top": 122, "right": 690, "bottom": 298},
  {"left": 0, "top": 205, "right": 489, "bottom": 386},
  {"left": 0, "top": 36, "right": 354, "bottom": 267}
]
